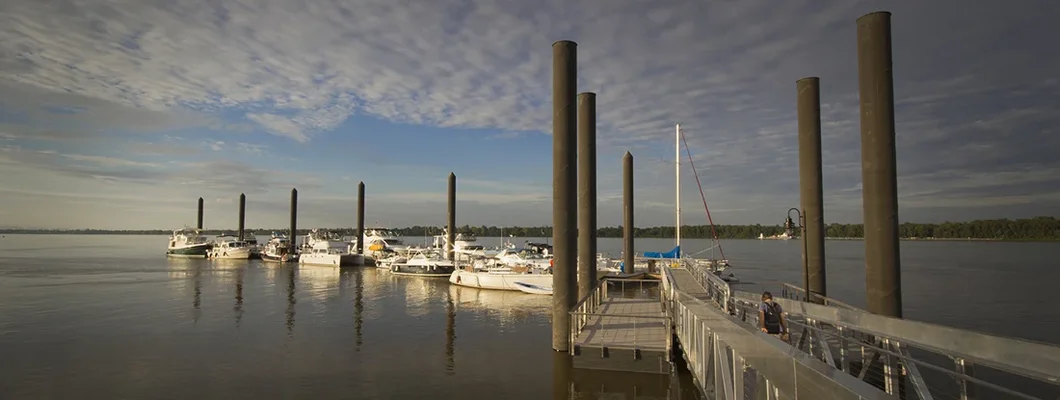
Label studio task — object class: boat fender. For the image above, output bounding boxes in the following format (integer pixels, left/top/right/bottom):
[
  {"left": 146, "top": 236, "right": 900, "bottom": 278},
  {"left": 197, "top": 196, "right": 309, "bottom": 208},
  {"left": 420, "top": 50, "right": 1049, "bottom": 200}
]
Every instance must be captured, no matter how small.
[
  {"left": 391, "top": 265, "right": 398, "bottom": 273},
  {"left": 456, "top": 275, "right": 462, "bottom": 283}
]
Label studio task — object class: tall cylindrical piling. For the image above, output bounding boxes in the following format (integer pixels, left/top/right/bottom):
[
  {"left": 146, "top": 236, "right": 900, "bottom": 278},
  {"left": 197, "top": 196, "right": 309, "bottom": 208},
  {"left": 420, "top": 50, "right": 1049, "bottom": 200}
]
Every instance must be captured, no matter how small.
[
  {"left": 797, "top": 77, "right": 827, "bottom": 304},
  {"left": 623, "top": 152, "right": 634, "bottom": 274},
  {"left": 290, "top": 188, "right": 298, "bottom": 249},
  {"left": 197, "top": 197, "right": 204, "bottom": 229},
  {"left": 357, "top": 182, "right": 365, "bottom": 254},
  {"left": 577, "top": 92, "right": 598, "bottom": 299},
  {"left": 447, "top": 172, "right": 457, "bottom": 261},
  {"left": 857, "top": 11, "right": 902, "bottom": 318},
  {"left": 238, "top": 193, "right": 246, "bottom": 241},
  {"left": 551, "top": 39, "right": 578, "bottom": 352}
]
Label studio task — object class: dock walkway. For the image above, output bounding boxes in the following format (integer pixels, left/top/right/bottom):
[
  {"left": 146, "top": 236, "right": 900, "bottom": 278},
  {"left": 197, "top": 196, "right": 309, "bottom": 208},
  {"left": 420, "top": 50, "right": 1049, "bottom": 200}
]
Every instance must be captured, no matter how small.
[
  {"left": 568, "top": 262, "right": 1060, "bottom": 399},
  {"left": 570, "top": 280, "right": 671, "bottom": 374}
]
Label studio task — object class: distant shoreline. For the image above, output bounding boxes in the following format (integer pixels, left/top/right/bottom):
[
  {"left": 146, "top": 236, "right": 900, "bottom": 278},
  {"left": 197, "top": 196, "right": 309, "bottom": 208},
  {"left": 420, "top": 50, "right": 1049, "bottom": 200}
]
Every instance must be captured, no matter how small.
[{"left": 1, "top": 231, "right": 1055, "bottom": 243}]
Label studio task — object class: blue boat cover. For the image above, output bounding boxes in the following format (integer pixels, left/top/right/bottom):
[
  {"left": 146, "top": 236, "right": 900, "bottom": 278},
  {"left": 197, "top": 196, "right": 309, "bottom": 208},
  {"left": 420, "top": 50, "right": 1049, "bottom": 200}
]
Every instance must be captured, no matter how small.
[{"left": 642, "top": 246, "right": 681, "bottom": 259}]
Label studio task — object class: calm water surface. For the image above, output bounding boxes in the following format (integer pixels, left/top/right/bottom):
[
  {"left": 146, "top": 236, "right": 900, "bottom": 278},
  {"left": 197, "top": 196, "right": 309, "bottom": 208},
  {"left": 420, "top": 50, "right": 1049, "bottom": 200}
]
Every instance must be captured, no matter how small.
[{"left": 0, "top": 235, "right": 1056, "bottom": 399}]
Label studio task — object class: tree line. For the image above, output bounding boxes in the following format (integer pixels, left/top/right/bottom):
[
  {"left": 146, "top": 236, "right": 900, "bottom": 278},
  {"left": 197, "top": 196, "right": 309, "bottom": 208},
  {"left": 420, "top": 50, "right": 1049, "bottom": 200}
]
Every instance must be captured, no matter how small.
[{"left": 3, "top": 216, "right": 1059, "bottom": 240}]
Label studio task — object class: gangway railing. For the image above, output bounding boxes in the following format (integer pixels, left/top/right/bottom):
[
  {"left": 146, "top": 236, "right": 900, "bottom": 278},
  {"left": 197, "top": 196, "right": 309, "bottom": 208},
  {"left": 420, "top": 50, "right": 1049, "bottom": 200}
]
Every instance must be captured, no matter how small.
[
  {"left": 678, "top": 260, "right": 1060, "bottom": 400},
  {"left": 661, "top": 266, "right": 891, "bottom": 399}
]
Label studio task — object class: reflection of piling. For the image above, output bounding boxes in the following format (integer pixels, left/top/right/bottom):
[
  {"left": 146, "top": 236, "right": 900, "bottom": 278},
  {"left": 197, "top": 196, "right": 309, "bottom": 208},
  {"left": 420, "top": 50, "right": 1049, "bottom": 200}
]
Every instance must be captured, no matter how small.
[
  {"left": 357, "top": 182, "right": 365, "bottom": 254},
  {"left": 857, "top": 11, "right": 902, "bottom": 318},
  {"left": 290, "top": 188, "right": 298, "bottom": 248},
  {"left": 445, "top": 292, "right": 456, "bottom": 375},
  {"left": 797, "top": 77, "right": 827, "bottom": 304},
  {"left": 551, "top": 39, "right": 578, "bottom": 352},
  {"left": 286, "top": 267, "right": 296, "bottom": 336},
  {"left": 235, "top": 266, "right": 244, "bottom": 327},
  {"left": 238, "top": 193, "right": 246, "bottom": 241},
  {"left": 197, "top": 197, "right": 204, "bottom": 229},
  {"left": 623, "top": 152, "right": 634, "bottom": 274},
  {"left": 354, "top": 269, "right": 363, "bottom": 350},
  {"left": 577, "top": 92, "right": 598, "bottom": 299},
  {"left": 447, "top": 173, "right": 456, "bottom": 261}
]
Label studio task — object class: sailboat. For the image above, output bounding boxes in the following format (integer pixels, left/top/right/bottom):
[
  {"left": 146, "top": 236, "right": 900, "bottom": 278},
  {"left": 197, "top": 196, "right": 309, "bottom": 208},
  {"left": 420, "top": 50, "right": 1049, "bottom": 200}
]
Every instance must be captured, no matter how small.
[{"left": 641, "top": 124, "right": 738, "bottom": 283}]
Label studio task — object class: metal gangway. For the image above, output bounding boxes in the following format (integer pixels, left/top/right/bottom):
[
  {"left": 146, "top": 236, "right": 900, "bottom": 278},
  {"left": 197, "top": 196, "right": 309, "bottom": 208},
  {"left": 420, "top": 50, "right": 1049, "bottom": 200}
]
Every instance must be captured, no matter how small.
[{"left": 570, "top": 260, "right": 1060, "bottom": 399}]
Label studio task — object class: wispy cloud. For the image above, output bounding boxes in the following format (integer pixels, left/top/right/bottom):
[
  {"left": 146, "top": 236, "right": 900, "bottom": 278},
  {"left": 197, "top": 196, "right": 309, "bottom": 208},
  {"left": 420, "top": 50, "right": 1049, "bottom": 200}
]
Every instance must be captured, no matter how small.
[{"left": 1, "top": 0, "right": 1059, "bottom": 228}]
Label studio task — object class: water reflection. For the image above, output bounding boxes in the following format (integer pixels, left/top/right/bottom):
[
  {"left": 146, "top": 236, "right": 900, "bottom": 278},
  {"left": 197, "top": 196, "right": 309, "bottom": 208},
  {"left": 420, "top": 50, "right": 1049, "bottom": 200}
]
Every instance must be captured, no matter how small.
[
  {"left": 235, "top": 265, "right": 244, "bottom": 328},
  {"left": 445, "top": 290, "right": 456, "bottom": 375},
  {"left": 553, "top": 352, "right": 705, "bottom": 399},
  {"left": 286, "top": 267, "right": 295, "bottom": 337},
  {"left": 447, "top": 285, "right": 551, "bottom": 328}
]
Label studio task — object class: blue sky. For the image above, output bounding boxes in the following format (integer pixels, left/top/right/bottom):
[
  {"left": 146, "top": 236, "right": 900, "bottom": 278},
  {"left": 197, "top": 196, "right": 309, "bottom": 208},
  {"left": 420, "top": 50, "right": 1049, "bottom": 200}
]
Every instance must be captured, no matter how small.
[{"left": 1, "top": 0, "right": 1059, "bottom": 230}]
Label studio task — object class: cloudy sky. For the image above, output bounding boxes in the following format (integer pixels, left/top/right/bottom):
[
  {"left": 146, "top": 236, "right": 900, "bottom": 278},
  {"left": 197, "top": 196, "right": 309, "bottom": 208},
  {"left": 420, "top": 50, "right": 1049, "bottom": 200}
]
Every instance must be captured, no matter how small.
[{"left": 1, "top": 0, "right": 1058, "bottom": 230}]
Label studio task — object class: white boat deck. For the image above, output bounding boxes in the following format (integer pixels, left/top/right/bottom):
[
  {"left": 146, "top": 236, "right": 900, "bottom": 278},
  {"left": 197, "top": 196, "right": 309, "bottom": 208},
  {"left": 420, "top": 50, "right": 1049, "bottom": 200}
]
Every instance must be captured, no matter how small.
[{"left": 573, "top": 297, "right": 668, "bottom": 351}]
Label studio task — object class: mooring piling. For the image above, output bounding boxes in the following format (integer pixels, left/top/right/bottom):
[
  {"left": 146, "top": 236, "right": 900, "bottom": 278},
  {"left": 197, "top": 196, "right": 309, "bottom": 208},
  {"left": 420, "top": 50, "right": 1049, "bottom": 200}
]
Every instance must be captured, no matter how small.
[
  {"left": 357, "top": 182, "right": 365, "bottom": 254},
  {"left": 797, "top": 77, "right": 827, "bottom": 304},
  {"left": 238, "top": 193, "right": 246, "bottom": 241},
  {"left": 623, "top": 151, "right": 634, "bottom": 274},
  {"left": 447, "top": 172, "right": 456, "bottom": 261},
  {"left": 577, "top": 92, "right": 598, "bottom": 299},
  {"left": 290, "top": 188, "right": 298, "bottom": 247},
  {"left": 857, "top": 11, "right": 903, "bottom": 318},
  {"left": 551, "top": 39, "right": 578, "bottom": 352},
  {"left": 197, "top": 197, "right": 204, "bottom": 230}
]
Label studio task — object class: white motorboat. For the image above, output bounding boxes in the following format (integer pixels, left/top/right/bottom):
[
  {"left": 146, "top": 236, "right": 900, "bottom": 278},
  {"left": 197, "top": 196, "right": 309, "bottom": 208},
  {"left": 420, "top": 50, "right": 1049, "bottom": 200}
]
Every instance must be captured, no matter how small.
[
  {"left": 388, "top": 249, "right": 455, "bottom": 277},
  {"left": 166, "top": 227, "right": 210, "bottom": 258},
  {"left": 299, "top": 229, "right": 364, "bottom": 267},
  {"left": 207, "top": 235, "right": 252, "bottom": 260},
  {"left": 261, "top": 233, "right": 297, "bottom": 263},
  {"left": 358, "top": 227, "right": 409, "bottom": 256},
  {"left": 449, "top": 266, "right": 554, "bottom": 291}
]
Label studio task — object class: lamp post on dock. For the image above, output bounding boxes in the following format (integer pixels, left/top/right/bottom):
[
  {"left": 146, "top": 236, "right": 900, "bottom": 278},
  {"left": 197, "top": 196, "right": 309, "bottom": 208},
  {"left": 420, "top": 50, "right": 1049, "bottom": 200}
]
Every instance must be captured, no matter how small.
[{"left": 787, "top": 207, "right": 810, "bottom": 302}]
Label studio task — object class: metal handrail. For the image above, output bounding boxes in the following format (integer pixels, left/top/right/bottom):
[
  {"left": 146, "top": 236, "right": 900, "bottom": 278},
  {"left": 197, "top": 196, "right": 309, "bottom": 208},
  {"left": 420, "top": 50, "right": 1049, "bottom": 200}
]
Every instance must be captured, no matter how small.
[
  {"left": 780, "top": 282, "right": 860, "bottom": 310},
  {"left": 732, "top": 290, "right": 1060, "bottom": 386},
  {"left": 668, "top": 283, "right": 891, "bottom": 399}
]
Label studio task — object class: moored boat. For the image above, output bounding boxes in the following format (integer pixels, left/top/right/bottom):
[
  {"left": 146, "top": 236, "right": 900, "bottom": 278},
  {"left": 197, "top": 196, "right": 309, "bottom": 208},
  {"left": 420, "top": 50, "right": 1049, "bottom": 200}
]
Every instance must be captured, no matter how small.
[
  {"left": 261, "top": 233, "right": 298, "bottom": 263},
  {"left": 389, "top": 249, "right": 456, "bottom": 277},
  {"left": 298, "top": 229, "right": 364, "bottom": 267},
  {"left": 207, "top": 235, "right": 252, "bottom": 260},
  {"left": 166, "top": 227, "right": 210, "bottom": 258}
]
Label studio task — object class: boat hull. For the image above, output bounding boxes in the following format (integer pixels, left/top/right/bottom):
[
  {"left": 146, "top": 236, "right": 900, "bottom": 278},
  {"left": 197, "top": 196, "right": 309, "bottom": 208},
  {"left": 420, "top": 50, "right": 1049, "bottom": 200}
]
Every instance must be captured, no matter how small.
[
  {"left": 207, "top": 247, "right": 251, "bottom": 260},
  {"left": 449, "top": 269, "right": 553, "bottom": 291},
  {"left": 167, "top": 244, "right": 209, "bottom": 258},
  {"left": 389, "top": 263, "right": 455, "bottom": 277},
  {"left": 261, "top": 253, "right": 297, "bottom": 263},
  {"left": 299, "top": 253, "right": 365, "bottom": 267},
  {"left": 514, "top": 281, "right": 553, "bottom": 295}
]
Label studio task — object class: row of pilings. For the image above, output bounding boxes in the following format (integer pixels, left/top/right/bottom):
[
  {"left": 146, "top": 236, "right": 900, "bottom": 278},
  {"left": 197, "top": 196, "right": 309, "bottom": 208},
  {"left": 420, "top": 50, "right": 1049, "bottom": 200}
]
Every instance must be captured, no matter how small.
[
  {"left": 189, "top": 175, "right": 460, "bottom": 258},
  {"left": 550, "top": 11, "right": 904, "bottom": 352}
]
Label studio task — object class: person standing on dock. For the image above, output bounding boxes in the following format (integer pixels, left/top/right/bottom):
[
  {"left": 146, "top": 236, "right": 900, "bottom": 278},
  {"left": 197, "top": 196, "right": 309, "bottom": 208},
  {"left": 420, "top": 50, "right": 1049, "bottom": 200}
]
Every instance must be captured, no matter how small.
[{"left": 759, "top": 292, "right": 789, "bottom": 341}]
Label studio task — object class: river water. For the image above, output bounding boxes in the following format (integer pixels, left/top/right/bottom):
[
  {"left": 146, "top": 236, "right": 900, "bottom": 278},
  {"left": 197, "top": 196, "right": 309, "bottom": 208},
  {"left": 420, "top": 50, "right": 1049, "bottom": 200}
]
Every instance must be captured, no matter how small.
[{"left": 0, "top": 235, "right": 1056, "bottom": 399}]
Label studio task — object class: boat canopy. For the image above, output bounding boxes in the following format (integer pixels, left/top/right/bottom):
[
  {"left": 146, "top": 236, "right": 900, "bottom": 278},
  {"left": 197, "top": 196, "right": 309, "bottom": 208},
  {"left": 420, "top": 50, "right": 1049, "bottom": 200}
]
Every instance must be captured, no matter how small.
[{"left": 643, "top": 246, "right": 681, "bottom": 259}]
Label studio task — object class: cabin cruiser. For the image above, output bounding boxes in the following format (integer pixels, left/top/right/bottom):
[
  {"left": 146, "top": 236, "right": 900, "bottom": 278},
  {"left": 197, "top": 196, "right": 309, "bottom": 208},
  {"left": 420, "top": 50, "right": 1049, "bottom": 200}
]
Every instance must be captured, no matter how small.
[
  {"left": 166, "top": 227, "right": 210, "bottom": 258},
  {"left": 449, "top": 250, "right": 618, "bottom": 292},
  {"left": 298, "top": 229, "right": 363, "bottom": 267},
  {"left": 261, "top": 233, "right": 297, "bottom": 263},
  {"left": 207, "top": 235, "right": 252, "bottom": 259},
  {"left": 244, "top": 234, "right": 261, "bottom": 259},
  {"left": 358, "top": 227, "right": 409, "bottom": 256},
  {"left": 388, "top": 249, "right": 456, "bottom": 277}
]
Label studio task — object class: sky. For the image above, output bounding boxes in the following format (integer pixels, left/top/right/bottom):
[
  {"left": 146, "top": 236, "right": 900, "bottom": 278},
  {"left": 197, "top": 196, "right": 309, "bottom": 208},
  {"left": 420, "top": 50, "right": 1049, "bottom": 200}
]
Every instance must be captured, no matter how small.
[{"left": 1, "top": 0, "right": 1059, "bottom": 230}]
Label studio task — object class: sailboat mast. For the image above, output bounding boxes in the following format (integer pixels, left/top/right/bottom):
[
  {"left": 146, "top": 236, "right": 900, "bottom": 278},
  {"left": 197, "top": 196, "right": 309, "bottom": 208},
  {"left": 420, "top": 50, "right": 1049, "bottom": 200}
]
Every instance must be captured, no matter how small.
[{"left": 675, "top": 124, "right": 681, "bottom": 251}]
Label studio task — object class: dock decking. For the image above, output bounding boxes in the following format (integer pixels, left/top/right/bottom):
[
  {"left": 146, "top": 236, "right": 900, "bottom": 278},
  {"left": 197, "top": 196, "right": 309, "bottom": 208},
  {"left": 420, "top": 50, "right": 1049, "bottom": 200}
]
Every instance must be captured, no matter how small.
[{"left": 571, "top": 296, "right": 670, "bottom": 374}]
